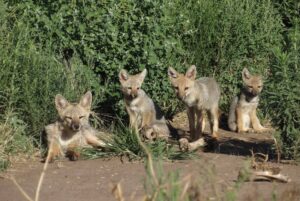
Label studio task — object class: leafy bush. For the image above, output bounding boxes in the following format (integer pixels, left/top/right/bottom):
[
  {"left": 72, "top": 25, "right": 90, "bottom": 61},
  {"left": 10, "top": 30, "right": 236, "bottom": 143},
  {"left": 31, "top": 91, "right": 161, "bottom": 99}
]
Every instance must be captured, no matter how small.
[
  {"left": 0, "top": 1, "right": 103, "bottom": 141},
  {"left": 0, "top": 0, "right": 299, "bottom": 160},
  {"left": 0, "top": 110, "right": 35, "bottom": 171},
  {"left": 4, "top": 0, "right": 285, "bottom": 113},
  {"left": 4, "top": 0, "right": 186, "bottom": 116},
  {"left": 166, "top": 0, "right": 283, "bottom": 110},
  {"left": 263, "top": 1, "right": 300, "bottom": 159}
]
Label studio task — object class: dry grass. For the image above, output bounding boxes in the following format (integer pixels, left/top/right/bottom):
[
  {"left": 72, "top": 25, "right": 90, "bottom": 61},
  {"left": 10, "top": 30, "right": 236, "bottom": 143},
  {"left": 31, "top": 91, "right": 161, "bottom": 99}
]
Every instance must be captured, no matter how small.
[{"left": 5, "top": 140, "right": 53, "bottom": 201}]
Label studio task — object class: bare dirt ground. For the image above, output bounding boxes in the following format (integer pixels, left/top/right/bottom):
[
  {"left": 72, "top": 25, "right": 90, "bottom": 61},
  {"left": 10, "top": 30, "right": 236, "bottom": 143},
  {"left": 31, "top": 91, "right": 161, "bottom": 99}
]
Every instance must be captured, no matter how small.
[
  {"left": 0, "top": 112, "right": 300, "bottom": 201},
  {"left": 0, "top": 152, "right": 299, "bottom": 201}
]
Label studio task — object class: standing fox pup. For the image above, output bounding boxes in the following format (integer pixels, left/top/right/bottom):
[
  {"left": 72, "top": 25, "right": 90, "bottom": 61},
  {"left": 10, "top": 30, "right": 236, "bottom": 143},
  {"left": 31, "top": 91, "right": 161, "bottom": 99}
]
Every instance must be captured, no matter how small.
[
  {"left": 228, "top": 68, "right": 269, "bottom": 133},
  {"left": 119, "top": 69, "right": 169, "bottom": 140},
  {"left": 45, "top": 91, "right": 106, "bottom": 162},
  {"left": 168, "top": 65, "right": 221, "bottom": 140}
]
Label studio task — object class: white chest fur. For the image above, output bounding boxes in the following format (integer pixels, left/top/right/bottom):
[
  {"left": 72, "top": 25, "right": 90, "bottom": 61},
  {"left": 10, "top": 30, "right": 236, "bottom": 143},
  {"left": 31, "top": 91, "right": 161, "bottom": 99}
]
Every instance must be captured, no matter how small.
[
  {"left": 239, "top": 96, "right": 259, "bottom": 129},
  {"left": 59, "top": 132, "right": 84, "bottom": 150},
  {"left": 240, "top": 97, "right": 259, "bottom": 113},
  {"left": 129, "top": 96, "right": 142, "bottom": 113}
]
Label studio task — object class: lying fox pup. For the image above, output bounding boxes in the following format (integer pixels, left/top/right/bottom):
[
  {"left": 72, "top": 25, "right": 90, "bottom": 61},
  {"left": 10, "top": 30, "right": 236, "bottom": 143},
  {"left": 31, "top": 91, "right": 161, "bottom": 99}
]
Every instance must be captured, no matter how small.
[
  {"left": 119, "top": 69, "right": 170, "bottom": 140},
  {"left": 228, "top": 68, "right": 271, "bottom": 133},
  {"left": 140, "top": 121, "right": 171, "bottom": 141},
  {"left": 168, "top": 65, "right": 221, "bottom": 140},
  {"left": 45, "top": 91, "right": 106, "bottom": 162}
]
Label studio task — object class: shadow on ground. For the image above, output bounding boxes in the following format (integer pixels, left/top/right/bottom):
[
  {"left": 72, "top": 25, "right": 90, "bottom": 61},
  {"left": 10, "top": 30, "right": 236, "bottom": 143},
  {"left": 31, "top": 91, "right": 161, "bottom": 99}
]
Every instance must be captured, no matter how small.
[{"left": 169, "top": 111, "right": 276, "bottom": 158}]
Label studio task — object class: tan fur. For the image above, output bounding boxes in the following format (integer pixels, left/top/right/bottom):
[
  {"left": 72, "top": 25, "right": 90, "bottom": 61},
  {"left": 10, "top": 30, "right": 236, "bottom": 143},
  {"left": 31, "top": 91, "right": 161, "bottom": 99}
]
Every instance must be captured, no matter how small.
[
  {"left": 168, "top": 65, "right": 221, "bottom": 140},
  {"left": 141, "top": 121, "right": 170, "bottom": 141},
  {"left": 45, "top": 91, "right": 106, "bottom": 162},
  {"left": 228, "top": 68, "right": 271, "bottom": 133},
  {"left": 119, "top": 69, "right": 169, "bottom": 140}
]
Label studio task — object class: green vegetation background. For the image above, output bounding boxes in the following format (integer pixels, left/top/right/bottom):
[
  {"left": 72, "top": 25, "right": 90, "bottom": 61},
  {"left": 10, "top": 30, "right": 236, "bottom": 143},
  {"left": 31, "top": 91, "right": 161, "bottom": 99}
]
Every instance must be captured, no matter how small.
[{"left": 0, "top": 0, "right": 299, "bottom": 168}]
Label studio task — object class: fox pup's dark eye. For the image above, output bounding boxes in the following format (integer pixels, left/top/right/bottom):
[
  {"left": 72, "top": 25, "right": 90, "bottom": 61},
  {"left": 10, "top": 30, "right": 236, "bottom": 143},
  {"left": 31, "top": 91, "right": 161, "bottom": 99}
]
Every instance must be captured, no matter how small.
[
  {"left": 257, "top": 86, "right": 262, "bottom": 88},
  {"left": 127, "top": 87, "right": 132, "bottom": 90},
  {"left": 79, "top": 116, "right": 85, "bottom": 119},
  {"left": 175, "top": 86, "right": 179, "bottom": 90},
  {"left": 247, "top": 85, "right": 253, "bottom": 89},
  {"left": 137, "top": 87, "right": 140, "bottom": 90},
  {"left": 184, "top": 87, "right": 189, "bottom": 90},
  {"left": 65, "top": 116, "right": 72, "bottom": 120}
]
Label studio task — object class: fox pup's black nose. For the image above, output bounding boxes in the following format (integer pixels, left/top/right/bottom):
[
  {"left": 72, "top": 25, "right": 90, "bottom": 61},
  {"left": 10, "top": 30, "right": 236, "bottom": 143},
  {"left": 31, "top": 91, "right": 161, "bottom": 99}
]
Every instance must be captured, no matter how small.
[{"left": 72, "top": 124, "right": 80, "bottom": 131}]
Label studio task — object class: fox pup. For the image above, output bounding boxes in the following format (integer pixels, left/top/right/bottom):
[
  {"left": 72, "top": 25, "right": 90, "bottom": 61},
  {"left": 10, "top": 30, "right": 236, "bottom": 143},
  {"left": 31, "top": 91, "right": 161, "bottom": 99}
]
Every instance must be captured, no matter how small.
[
  {"left": 228, "top": 68, "right": 270, "bottom": 133},
  {"left": 141, "top": 121, "right": 170, "bottom": 141},
  {"left": 168, "top": 65, "right": 221, "bottom": 140},
  {"left": 45, "top": 91, "right": 106, "bottom": 162},
  {"left": 119, "top": 69, "right": 169, "bottom": 139}
]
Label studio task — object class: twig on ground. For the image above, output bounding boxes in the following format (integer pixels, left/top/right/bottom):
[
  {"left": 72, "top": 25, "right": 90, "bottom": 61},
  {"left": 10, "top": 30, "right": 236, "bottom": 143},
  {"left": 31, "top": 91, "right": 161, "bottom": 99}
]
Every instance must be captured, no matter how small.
[
  {"left": 10, "top": 176, "right": 33, "bottom": 201},
  {"left": 10, "top": 140, "right": 52, "bottom": 201},
  {"left": 112, "top": 182, "right": 125, "bottom": 201},
  {"left": 241, "top": 151, "right": 291, "bottom": 183},
  {"left": 35, "top": 140, "right": 52, "bottom": 201}
]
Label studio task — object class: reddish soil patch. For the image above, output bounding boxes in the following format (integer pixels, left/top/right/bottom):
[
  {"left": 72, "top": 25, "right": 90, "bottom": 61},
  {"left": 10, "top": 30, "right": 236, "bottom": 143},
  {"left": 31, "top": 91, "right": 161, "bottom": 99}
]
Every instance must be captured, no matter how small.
[{"left": 0, "top": 152, "right": 299, "bottom": 201}]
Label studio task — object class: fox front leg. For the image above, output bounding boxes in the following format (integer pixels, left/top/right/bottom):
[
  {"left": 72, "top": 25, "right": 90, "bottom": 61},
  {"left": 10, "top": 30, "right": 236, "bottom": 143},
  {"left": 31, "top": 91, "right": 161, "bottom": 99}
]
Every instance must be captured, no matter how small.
[
  {"left": 187, "top": 107, "right": 196, "bottom": 141},
  {"left": 126, "top": 107, "right": 139, "bottom": 132},
  {"left": 250, "top": 110, "right": 272, "bottom": 133},
  {"left": 47, "top": 140, "right": 62, "bottom": 162},
  {"left": 209, "top": 106, "right": 219, "bottom": 139},
  {"left": 236, "top": 107, "right": 248, "bottom": 133},
  {"left": 195, "top": 110, "right": 205, "bottom": 140},
  {"left": 66, "top": 142, "right": 81, "bottom": 161},
  {"left": 85, "top": 133, "right": 107, "bottom": 148}
]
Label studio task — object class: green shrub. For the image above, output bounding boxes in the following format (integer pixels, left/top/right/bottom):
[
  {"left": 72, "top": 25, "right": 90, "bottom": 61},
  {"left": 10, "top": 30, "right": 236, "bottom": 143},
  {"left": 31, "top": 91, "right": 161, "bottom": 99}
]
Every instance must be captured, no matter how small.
[
  {"left": 166, "top": 0, "right": 283, "bottom": 111},
  {"left": 0, "top": 1, "right": 103, "bottom": 142},
  {"left": 5, "top": 0, "right": 285, "bottom": 113},
  {"left": 0, "top": 110, "right": 35, "bottom": 171},
  {"left": 263, "top": 6, "right": 300, "bottom": 159},
  {"left": 1, "top": 0, "right": 299, "bottom": 160},
  {"left": 4, "top": 0, "right": 186, "bottom": 116}
]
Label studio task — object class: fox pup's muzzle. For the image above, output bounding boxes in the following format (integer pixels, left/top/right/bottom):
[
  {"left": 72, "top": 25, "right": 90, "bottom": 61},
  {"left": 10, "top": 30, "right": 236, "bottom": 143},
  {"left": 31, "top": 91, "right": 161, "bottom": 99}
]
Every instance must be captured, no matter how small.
[
  {"left": 71, "top": 123, "right": 81, "bottom": 131},
  {"left": 130, "top": 89, "right": 138, "bottom": 98},
  {"left": 177, "top": 92, "right": 186, "bottom": 101}
]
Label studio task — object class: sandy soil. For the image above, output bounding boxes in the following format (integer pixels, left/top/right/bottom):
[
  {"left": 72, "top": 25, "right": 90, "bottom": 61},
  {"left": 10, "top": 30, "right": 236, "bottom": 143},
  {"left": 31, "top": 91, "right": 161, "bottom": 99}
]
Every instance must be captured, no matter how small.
[
  {"left": 0, "top": 112, "right": 299, "bottom": 201},
  {"left": 0, "top": 150, "right": 299, "bottom": 201}
]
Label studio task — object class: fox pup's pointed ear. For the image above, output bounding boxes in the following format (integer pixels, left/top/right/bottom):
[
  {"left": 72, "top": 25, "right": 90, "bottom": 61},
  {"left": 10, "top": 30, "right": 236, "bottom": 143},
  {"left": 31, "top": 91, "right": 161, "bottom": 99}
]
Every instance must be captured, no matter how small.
[
  {"left": 80, "top": 91, "right": 92, "bottom": 109},
  {"left": 242, "top": 68, "right": 251, "bottom": 80},
  {"left": 55, "top": 94, "right": 69, "bottom": 110},
  {"left": 168, "top": 67, "right": 178, "bottom": 79},
  {"left": 186, "top": 65, "right": 197, "bottom": 80},
  {"left": 138, "top": 69, "right": 147, "bottom": 83},
  {"left": 119, "top": 69, "right": 129, "bottom": 82}
]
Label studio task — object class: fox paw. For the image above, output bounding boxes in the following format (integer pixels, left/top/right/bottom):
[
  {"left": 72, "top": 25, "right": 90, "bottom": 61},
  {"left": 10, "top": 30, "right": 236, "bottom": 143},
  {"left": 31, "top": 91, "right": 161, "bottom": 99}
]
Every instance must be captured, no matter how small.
[
  {"left": 211, "top": 132, "right": 219, "bottom": 139},
  {"left": 237, "top": 129, "right": 250, "bottom": 134},
  {"left": 179, "top": 138, "right": 190, "bottom": 152},
  {"left": 66, "top": 150, "right": 80, "bottom": 161},
  {"left": 254, "top": 127, "right": 274, "bottom": 133}
]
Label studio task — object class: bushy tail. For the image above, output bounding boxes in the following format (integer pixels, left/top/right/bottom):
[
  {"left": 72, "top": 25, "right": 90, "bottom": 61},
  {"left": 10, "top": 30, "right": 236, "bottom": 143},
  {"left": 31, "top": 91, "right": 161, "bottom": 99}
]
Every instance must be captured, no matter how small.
[{"left": 228, "top": 97, "right": 238, "bottom": 131}]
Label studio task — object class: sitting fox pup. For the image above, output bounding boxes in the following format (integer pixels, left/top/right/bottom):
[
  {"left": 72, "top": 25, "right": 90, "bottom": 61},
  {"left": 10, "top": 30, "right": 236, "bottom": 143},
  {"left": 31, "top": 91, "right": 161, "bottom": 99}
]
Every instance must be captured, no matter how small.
[
  {"left": 228, "top": 68, "right": 270, "bottom": 133},
  {"left": 168, "top": 65, "right": 221, "bottom": 140},
  {"left": 119, "top": 69, "right": 169, "bottom": 140},
  {"left": 45, "top": 91, "right": 106, "bottom": 162}
]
